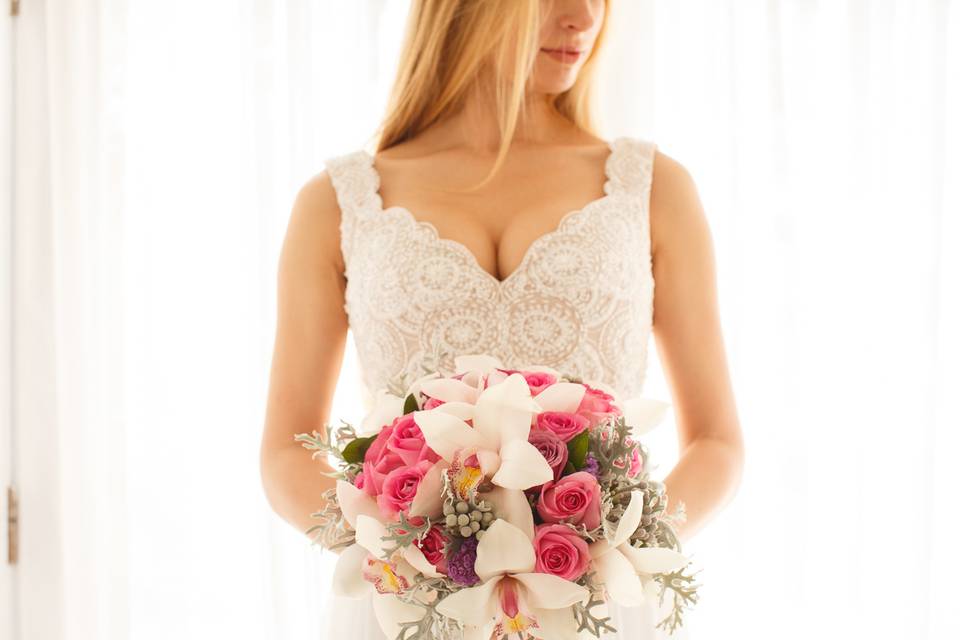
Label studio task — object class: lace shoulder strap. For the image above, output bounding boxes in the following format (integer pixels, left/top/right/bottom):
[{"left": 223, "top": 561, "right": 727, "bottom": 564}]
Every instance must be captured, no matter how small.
[
  {"left": 324, "top": 149, "right": 379, "bottom": 272},
  {"left": 604, "top": 135, "right": 657, "bottom": 200}
]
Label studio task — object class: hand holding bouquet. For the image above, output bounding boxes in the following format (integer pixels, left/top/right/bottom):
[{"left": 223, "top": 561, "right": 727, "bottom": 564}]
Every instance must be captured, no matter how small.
[{"left": 295, "top": 354, "right": 701, "bottom": 639}]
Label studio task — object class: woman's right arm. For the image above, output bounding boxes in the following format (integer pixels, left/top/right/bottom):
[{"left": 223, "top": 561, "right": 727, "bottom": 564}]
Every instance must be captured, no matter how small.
[{"left": 259, "top": 170, "right": 349, "bottom": 539}]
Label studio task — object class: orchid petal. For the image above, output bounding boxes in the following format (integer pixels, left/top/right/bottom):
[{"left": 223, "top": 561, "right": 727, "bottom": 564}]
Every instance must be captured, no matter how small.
[
  {"left": 434, "top": 574, "right": 503, "bottom": 625},
  {"left": 588, "top": 538, "right": 618, "bottom": 560},
  {"left": 480, "top": 485, "right": 534, "bottom": 541},
  {"left": 527, "top": 602, "right": 582, "bottom": 640},
  {"left": 414, "top": 409, "right": 483, "bottom": 462},
  {"left": 474, "top": 518, "right": 537, "bottom": 581},
  {"left": 331, "top": 542, "right": 370, "bottom": 598},
  {"left": 409, "top": 461, "right": 445, "bottom": 518},
  {"left": 621, "top": 397, "right": 670, "bottom": 436},
  {"left": 454, "top": 354, "right": 504, "bottom": 376},
  {"left": 641, "top": 574, "right": 661, "bottom": 601},
  {"left": 610, "top": 490, "right": 645, "bottom": 548},
  {"left": 619, "top": 544, "right": 690, "bottom": 575},
  {"left": 419, "top": 377, "right": 480, "bottom": 404},
  {"left": 593, "top": 547, "right": 647, "bottom": 606},
  {"left": 433, "top": 400, "right": 477, "bottom": 422},
  {"left": 355, "top": 514, "right": 390, "bottom": 559},
  {"left": 359, "top": 390, "right": 403, "bottom": 435},
  {"left": 512, "top": 572, "right": 589, "bottom": 609},
  {"left": 491, "top": 438, "right": 553, "bottom": 490},
  {"left": 402, "top": 544, "right": 443, "bottom": 578},
  {"left": 336, "top": 480, "right": 381, "bottom": 529},
  {"left": 475, "top": 448, "right": 501, "bottom": 477},
  {"left": 371, "top": 591, "right": 427, "bottom": 639},
  {"left": 406, "top": 371, "right": 442, "bottom": 400},
  {"left": 474, "top": 373, "right": 539, "bottom": 447},
  {"left": 532, "top": 382, "right": 587, "bottom": 413}
]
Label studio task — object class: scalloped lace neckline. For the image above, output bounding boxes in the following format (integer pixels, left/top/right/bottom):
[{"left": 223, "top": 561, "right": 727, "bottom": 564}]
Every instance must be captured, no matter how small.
[{"left": 361, "top": 137, "right": 622, "bottom": 288}]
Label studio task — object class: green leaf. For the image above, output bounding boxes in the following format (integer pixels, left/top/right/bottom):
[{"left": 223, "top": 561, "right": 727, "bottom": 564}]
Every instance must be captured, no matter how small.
[
  {"left": 402, "top": 392, "right": 419, "bottom": 415},
  {"left": 567, "top": 430, "right": 590, "bottom": 469},
  {"left": 562, "top": 460, "right": 577, "bottom": 476},
  {"left": 342, "top": 434, "right": 377, "bottom": 464}
]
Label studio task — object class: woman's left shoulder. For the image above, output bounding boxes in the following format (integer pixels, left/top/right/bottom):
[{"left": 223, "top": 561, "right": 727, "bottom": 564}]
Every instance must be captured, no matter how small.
[{"left": 647, "top": 146, "right": 712, "bottom": 257}]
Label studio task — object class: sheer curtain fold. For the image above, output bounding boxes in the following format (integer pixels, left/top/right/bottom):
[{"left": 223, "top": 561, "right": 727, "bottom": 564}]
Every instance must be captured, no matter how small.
[{"left": 10, "top": 1, "right": 958, "bottom": 639}]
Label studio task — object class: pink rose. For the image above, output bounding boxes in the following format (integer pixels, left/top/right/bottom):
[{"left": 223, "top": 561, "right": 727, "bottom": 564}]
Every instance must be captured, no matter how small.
[
  {"left": 413, "top": 523, "right": 449, "bottom": 573},
  {"left": 536, "top": 411, "right": 590, "bottom": 443},
  {"left": 536, "top": 471, "right": 602, "bottom": 530},
  {"left": 533, "top": 524, "right": 591, "bottom": 581},
  {"left": 386, "top": 413, "right": 441, "bottom": 467},
  {"left": 527, "top": 429, "right": 568, "bottom": 482},
  {"left": 577, "top": 384, "right": 623, "bottom": 429},
  {"left": 494, "top": 368, "right": 558, "bottom": 395},
  {"left": 360, "top": 424, "right": 405, "bottom": 497},
  {"left": 377, "top": 460, "right": 435, "bottom": 520},
  {"left": 422, "top": 396, "right": 445, "bottom": 410}
]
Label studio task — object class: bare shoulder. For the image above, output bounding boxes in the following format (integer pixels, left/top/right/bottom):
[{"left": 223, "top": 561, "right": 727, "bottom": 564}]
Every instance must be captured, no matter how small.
[
  {"left": 279, "top": 170, "right": 346, "bottom": 280},
  {"left": 649, "top": 148, "right": 712, "bottom": 260}
]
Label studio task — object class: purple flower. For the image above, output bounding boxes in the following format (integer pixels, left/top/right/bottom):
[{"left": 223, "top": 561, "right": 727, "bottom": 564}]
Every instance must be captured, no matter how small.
[
  {"left": 528, "top": 429, "right": 569, "bottom": 483},
  {"left": 583, "top": 453, "right": 600, "bottom": 478},
  {"left": 446, "top": 536, "right": 480, "bottom": 586}
]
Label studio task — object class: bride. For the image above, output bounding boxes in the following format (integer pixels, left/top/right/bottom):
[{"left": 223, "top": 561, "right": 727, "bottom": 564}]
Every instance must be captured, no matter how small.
[{"left": 260, "top": 0, "right": 744, "bottom": 637}]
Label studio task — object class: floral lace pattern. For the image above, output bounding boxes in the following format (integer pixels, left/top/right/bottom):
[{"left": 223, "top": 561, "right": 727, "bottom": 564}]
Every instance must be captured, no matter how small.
[{"left": 325, "top": 135, "right": 657, "bottom": 413}]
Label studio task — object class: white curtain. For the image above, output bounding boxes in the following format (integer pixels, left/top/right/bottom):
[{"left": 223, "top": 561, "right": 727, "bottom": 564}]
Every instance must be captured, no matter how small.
[{"left": 8, "top": 1, "right": 958, "bottom": 639}]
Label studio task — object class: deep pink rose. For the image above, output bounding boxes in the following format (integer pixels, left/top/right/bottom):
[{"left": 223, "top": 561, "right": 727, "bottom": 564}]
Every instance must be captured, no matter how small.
[
  {"left": 360, "top": 424, "right": 405, "bottom": 497},
  {"left": 413, "top": 524, "right": 449, "bottom": 573},
  {"left": 536, "top": 411, "right": 590, "bottom": 443},
  {"left": 353, "top": 471, "right": 366, "bottom": 491},
  {"left": 537, "top": 471, "right": 602, "bottom": 530},
  {"left": 577, "top": 384, "right": 623, "bottom": 429},
  {"left": 422, "top": 396, "right": 445, "bottom": 410},
  {"left": 527, "top": 429, "right": 568, "bottom": 482},
  {"left": 493, "top": 368, "right": 558, "bottom": 395},
  {"left": 377, "top": 460, "right": 435, "bottom": 520},
  {"left": 533, "top": 524, "right": 591, "bottom": 581},
  {"left": 387, "top": 413, "right": 441, "bottom": 467}
]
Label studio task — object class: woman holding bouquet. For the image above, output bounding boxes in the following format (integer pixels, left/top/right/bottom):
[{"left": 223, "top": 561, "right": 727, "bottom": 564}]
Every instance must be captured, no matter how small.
[{"left": 260, "top": 0, "right": 744, "bottom": 638}]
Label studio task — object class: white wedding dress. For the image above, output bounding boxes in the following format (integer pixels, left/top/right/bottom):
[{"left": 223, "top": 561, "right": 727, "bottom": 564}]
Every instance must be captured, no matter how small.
[{"left": 320, "top": 135, "right": 689, "bottom": 639}]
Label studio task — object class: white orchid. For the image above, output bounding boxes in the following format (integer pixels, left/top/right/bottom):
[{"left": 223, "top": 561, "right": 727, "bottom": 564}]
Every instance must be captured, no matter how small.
[
  {"left": 331, "top": 481, "right": 446, "bottom": 637},
  {"left": 411, "top": 354, "right": 601, "bottom": 484},
  {"left": 435, "top": 518, "right": 590, "bottom": 640},
  {"left": 588, "top": 489, "right": 690, "bottom": 606},
  {"left": 412, "top": 367, "right": 553, "bottom": 492}
]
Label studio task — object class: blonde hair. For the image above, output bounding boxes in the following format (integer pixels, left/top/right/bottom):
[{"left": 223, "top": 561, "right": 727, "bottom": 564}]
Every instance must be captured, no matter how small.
[{"left": 372, "top": 0, "right": 613, "bottom": 192}]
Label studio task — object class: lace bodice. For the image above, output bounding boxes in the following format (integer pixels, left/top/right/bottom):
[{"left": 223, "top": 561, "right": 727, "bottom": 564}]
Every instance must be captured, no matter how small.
[{"left": 325, "top": 135, "right": 657, "bottom": 414}]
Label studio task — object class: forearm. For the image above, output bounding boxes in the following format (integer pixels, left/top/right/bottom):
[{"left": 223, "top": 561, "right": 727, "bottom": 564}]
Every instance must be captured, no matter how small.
[
  {"left": 661, "top": 435, "right": 744, "bottom": 546},
  {"left": 261, "top": 442, "right": 338, "bottom": 540}
]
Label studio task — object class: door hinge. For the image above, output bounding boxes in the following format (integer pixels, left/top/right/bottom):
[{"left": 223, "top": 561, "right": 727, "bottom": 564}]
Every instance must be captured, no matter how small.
[
  {"left": 7, "top": 486, "right": 17, "bottom": 565},
  {"left": 11, "top": 0, "right": 19, "bottom": 17}
]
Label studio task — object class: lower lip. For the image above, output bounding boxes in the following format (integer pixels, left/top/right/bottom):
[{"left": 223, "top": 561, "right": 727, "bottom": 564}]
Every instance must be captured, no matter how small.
[{"left": 542, "top": 48, "right": 582, "bottom": 63}]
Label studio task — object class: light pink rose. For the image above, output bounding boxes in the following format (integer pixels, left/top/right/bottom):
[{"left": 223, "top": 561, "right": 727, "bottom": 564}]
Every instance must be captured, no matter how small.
[
  {"left": 360, "top": 424, "right": 405, "bottom": 497},
  {"left": 535, "top": 411, "right": 590, "bottom": 443},
  {"left": 413, "top": 523, "right": 449, "bottom": 573},
  {"left": 536, "top": 471, "right": 602, "bottom": 530},
  {"left": 386, "top": 413, "right": 441, "bottom": 467},
  {"left": 533, "top": 524, "right": 591, "bottom": 581},
  {"left": 577, "top": 384, "right": 623, "bottom": 429},
  {"left": 377, "top": 460, "right": 435, "bottom": 520}
]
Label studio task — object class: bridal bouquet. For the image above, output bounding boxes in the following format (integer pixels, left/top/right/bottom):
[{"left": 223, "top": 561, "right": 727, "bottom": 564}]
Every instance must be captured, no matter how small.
[{"left": 295, "top": 354, "right": 701, "bottom": 640}]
